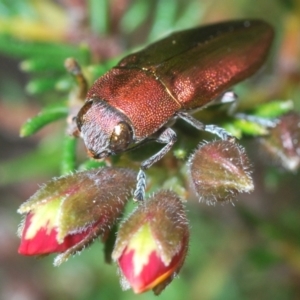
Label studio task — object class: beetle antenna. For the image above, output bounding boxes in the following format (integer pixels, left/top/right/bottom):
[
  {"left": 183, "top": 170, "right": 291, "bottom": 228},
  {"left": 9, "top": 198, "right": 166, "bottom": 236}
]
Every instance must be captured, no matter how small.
[{"left": 65, "top": 57, "right": 88, "bottom": 101}]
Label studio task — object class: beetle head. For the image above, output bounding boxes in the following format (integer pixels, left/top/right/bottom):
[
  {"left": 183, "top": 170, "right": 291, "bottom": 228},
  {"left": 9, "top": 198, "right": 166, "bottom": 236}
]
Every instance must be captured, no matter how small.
[{"left": 76, "top": 98, "right": 133, "bottom": 159}]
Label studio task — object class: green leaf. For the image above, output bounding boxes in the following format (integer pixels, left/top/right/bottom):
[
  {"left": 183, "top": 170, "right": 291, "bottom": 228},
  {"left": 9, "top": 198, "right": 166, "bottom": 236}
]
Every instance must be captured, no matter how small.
[
  {"left": 0, "top": 34, "right": 90, "bottom": 65},
  {"left": 78, "top": 160, "right": 107, "bottom": 171},
  {"left": 253, "top": 100, "right": 294, "bottom": 118},
  {"left": 174, "top": 0, "right": 206, "bottom": 30},
  {"left": 120, "top": 0, "right": 149, "bottom": 34},
  {"left": 232, "top": 119, "right": 269, "bottom": 136},
  {"left": 20, "top": 105, "right": 68, "bottom": 137},
  {"left": 148, "top": 0, "right": 177, "bottom": 42},
  {"left": 60, "top": 135, "right": 77, "bottom": 175},
  {"left": 26, "top": 77, "right": 62, "bottom": 94},
  {"left": 20, "top": 57, "right": 66, "bottom": 72},
  {"left": 89, "top": 0, "right": 109, "bottom": 34}
]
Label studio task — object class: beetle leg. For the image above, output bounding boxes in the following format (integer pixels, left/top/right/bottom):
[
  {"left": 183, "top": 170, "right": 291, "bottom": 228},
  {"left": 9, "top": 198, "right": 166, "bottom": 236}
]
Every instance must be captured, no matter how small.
[
  {"left": 133, "top": 128, "right": 177, "bottom": 201},
  {"left": 177, "top": 111, "right": 205, "bottom": 130},
  {"left": 234, "top": 112, "right": 278, "bottom": 128},
  {"left": 217, "top": 90, "right": 238, "bottom": 105},
  {"left": 220, "top": 91, "right": 239, "bottom": 115},
  {"left": 141, "top": 128, "right": 177, "bottom": 169},
  {"left": 218, "top": 92, "right": 278, "bottom": 127},
  {"left": 211, "top": 90, "right": 239, "bottom": 115},
  {"left": 133, "top": 170, "right": 147, "bottom": 202},
  {"left": 203, "top": 90, "right": 238, "bottom": 113},
  {"left": 204, "top": 124, "right": 234, "bottom": 140},
  {"left": 177, "top": 112, "right": 234, "bottom": 141}
]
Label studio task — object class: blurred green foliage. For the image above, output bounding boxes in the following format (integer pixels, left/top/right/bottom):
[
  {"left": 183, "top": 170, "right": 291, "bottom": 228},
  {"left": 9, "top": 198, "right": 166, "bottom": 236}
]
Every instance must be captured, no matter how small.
[{"left": 1, "top": 0, "right": 300, "bottom": 299}]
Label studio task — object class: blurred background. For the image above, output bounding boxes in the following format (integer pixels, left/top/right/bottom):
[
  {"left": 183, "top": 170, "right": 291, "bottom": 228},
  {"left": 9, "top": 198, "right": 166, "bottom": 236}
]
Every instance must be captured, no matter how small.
[{"left": 0, "top": 0, "right": 300, "bottom": 299}]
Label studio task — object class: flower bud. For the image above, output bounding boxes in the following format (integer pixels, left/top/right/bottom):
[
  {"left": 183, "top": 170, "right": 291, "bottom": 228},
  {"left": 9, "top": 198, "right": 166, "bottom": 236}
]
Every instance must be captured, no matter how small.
[
  {"left": 112, "top": 190, "right": 189, "bottom": 295},
  {"left": 259, "top": 112, "right": 300, "bottom": 171},
  {"left": 18, "top": 167, "right": 136, "bottom": 264},
  {"left": 188, "top": 140, "right": 254, "bottom": 204}
]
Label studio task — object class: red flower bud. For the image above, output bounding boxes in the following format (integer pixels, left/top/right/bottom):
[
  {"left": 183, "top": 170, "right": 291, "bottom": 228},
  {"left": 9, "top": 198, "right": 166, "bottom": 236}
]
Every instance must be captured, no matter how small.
[
  {"left": 112, "top": 190, "right": 189, "bottom": 295},
  {"left": 188, "top": 140, "right": 254, "bottom": 204},
  {"left": 18, "top": 167, "right": 136, "bottom": 264},
  {"left": 18, "top": 199, "right": 95, "bottom": 255},
  {"left": 259, "top": 112, "right": 300, "bottom": 171}
]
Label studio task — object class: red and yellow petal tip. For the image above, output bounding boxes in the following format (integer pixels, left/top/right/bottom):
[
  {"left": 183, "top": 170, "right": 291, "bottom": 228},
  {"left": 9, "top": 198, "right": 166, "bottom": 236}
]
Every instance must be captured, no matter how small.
[{"left": 117, "top": 223, "right": 184, "bottom": 294}]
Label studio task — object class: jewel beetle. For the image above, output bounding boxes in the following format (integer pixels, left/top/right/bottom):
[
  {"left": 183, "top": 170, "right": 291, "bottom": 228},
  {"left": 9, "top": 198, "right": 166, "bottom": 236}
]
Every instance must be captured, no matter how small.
[{"left": 75, "top": 19, "right": 274, "bottom": 201}]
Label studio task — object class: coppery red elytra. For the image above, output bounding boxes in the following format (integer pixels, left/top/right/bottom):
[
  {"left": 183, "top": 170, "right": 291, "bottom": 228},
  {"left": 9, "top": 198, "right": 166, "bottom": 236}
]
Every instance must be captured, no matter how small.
[{"left": 74, "top": 19, "right": 274, "bottom": 201}]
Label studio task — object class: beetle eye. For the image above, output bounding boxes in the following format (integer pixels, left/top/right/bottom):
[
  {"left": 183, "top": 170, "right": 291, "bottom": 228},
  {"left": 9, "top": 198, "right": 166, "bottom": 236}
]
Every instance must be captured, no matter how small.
[
  {"left": 76, "top": 100, "right": 93, "bottom": 131},
  {"left": 110, "top": 122, "right": 133, "bottom": 153}
]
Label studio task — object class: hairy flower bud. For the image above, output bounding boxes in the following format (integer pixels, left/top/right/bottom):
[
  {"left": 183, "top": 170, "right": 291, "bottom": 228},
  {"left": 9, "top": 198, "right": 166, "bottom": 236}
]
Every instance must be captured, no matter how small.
[
  {"left": 18, "top": 167, "right": 136, "bottom": 264},
  {"left": 259, "top": 112, "right": 300, "bottom": 171},
  {"left": 112, "top": 190, "right": 189, "bottom": 295},
  {"left": 188, "top": 140, "right": 254, "bottom": 204}
]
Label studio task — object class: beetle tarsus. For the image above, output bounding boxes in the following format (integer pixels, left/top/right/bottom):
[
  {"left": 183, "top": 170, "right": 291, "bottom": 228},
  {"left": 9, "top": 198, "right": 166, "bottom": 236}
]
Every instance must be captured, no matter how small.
[
  {"left": 133, "top": 128, "right": 177, "bottom": 201},
  {"left": 133, "top": 169, "right": 147, "bottom": 201},
  {"left": 204, "top": 124, "right": 233, "bottom": 140}
]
